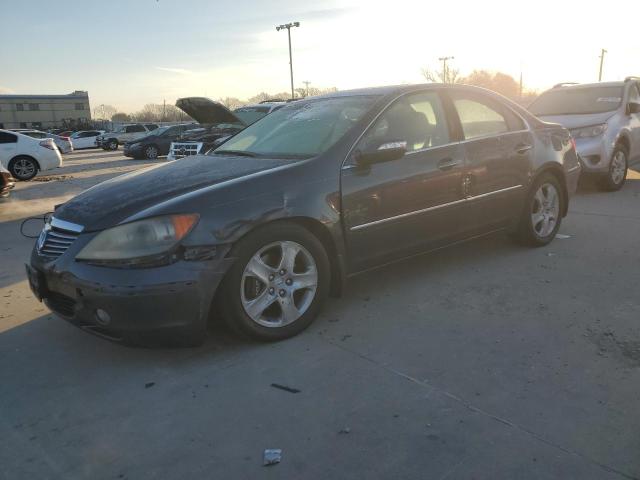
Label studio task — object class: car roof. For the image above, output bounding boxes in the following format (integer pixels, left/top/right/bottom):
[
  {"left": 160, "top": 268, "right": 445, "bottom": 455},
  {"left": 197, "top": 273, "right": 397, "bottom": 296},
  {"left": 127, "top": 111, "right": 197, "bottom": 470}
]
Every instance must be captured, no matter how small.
[{"left": 552, "top": 81, "right": 625, "bottom": 90}]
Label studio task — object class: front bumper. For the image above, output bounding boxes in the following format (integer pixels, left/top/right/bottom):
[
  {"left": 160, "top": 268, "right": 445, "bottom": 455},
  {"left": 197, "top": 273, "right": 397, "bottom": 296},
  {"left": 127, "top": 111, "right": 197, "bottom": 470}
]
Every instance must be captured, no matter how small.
[
  {"left": 574, "top": 136, "right": 612, "bottom": 174},
  {"left": 28, "top": 240, "right": 233, "bottom": 346},
  {"left": 123, "top": 143, "right": 142, "bottom": 157}
]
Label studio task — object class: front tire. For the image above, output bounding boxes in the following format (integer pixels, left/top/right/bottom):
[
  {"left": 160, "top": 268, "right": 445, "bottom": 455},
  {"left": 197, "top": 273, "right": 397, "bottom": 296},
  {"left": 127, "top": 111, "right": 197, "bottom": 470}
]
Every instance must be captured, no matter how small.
[
  {"left": 218, "top": 222, "right": 330, "bottom": 341},
  {"left": 144, "top": 145, "right": 159, "bottom": 160},
  {"left": 107, "top": 139, "right": 118, "bottom": 151},
  {"left": 9, "top": 156, "right": 38, "bottom": 181},
  {"left": 515, "top": 173, "right": 563, "bottom": 247},
  {"left": 601, "top": 145, "right": 628, "bottom": 192}
]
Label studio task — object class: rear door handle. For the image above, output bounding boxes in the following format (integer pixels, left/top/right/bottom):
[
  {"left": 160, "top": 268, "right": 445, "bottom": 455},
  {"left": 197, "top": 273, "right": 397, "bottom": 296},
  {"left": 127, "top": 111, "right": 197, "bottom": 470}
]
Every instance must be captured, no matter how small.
[
  {"left": 437, "top": 158, "right": 461, "bottom": 171},
  {"left": 515, "top": 143, "right": 533, "bottom": 154}
]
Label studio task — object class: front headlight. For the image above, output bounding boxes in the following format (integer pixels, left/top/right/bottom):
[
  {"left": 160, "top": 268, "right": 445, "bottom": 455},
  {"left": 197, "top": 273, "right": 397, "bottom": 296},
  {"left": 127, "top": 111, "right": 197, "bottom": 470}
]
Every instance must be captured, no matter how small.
[
  {"left": 571, "top": 124, "right": 607, "bottom": 139},
  {"left": 76, "top": 214, "right": 199, "bottom": 266}
]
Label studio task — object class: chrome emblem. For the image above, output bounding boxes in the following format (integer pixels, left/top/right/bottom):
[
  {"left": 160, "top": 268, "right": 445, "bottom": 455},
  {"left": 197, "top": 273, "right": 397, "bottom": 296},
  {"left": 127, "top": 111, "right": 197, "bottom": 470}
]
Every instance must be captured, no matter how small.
[{"left": 36, "top": 223, "right": 51, "bottom": 252}]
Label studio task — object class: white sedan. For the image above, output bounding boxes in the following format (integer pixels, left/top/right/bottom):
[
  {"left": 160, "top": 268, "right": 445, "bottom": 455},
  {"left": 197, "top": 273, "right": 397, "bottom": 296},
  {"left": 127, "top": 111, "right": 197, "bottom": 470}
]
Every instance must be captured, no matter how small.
[
  {"left": 70, "top": 130, "right": 105, "bottom": 149},
  {"left": 0, "top": 129, "right": 62, "bottom": 180}
]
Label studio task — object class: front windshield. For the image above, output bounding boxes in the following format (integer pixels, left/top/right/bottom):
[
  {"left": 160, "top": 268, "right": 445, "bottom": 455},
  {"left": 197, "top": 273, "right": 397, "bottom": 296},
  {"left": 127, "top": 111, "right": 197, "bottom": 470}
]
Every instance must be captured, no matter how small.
[
  {"left": 233, "top": 107, "right": 271, "bottom": 125},
  {"left": 529, "top": 86, "right": 623, "bottom": 116},
  {"left": 216, "top": 96, "right": 378, "bottom": 158}
]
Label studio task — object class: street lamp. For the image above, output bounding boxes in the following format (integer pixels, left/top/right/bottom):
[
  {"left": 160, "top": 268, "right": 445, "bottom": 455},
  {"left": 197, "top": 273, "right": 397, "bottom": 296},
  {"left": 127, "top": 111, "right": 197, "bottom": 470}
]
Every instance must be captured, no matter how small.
[{"left": 276, "top": 21, "right": 300, "bottom": 100}]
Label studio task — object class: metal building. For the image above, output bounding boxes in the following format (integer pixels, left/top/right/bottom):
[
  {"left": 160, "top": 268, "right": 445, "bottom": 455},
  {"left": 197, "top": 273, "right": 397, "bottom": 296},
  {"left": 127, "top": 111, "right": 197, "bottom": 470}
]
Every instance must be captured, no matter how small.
[{"left": 0, "top": 91, "right": 91, "bottom": 130}]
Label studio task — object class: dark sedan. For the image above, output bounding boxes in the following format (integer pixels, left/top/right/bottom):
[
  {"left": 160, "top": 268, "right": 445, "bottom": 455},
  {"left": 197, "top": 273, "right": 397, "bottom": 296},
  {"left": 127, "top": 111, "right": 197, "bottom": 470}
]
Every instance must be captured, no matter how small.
[
  {"left": 123, "top": 124, "right": 196, "bottom": 159},
  {"left": 27, "top": 84, "right": 581, "bottom": 345}
]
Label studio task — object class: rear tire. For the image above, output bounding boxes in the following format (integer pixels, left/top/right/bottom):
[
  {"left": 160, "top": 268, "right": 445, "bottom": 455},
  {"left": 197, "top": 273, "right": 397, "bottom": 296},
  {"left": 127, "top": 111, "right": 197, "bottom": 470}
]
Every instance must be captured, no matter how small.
[
  {"left": 600, "top": 145, "right": 628, "bottom": 191},
  {"left": 514, "top": 173, "right": 563, "bottom": 247},
  {"left": 107, "top": 139, "right": 118, "bottom": 151},
  {"left": 8, "top": 156, "right": 38, "bottom": 181},
  {"left": 218, "top": 222, "right": 330, "bottom": 341}
]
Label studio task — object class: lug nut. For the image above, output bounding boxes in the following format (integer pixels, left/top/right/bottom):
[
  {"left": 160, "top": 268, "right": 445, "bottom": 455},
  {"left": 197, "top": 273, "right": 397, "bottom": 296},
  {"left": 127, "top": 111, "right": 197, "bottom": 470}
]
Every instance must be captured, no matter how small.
[
  {"left": 268, "top": 287, "right": 275, "bottom": 295},
  {"left": 268, "top": 274, "right": 275, "bottom": 281},
  {"left": 279, "top": 289, "right": 286, "bottom": 297},
  {"left": 279, "top": 269, "right": 286, "bottom": 276},
  {"left": 285, "top": 278, "right": 293, "bottom": 286}
]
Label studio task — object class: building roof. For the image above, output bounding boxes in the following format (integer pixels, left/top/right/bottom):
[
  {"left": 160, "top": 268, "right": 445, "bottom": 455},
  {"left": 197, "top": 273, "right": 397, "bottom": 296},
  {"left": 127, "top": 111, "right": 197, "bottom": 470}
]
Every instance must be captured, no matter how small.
[{"left": 0, "top": 91, "right": 89, "bottom": 100}]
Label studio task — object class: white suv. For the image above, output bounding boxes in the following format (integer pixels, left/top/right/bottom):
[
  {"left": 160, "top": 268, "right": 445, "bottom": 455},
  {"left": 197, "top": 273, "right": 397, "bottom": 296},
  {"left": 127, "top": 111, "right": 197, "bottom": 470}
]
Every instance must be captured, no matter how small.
[{"left": 0, "top": 129, "right": 63, "bottom": 181}]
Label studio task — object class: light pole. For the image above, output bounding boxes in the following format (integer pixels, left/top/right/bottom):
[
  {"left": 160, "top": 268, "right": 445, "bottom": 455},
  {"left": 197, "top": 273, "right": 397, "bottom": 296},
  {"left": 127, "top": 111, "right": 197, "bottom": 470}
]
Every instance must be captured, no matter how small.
[
  {"left": 276, "top": 21, "right": 300, "bottom": 99},
  {"left": 438, "top": 56, "right": 454, "bottom": 83},
  {"left": 598, "top": 48, "right": 607, "bottom": 81}
]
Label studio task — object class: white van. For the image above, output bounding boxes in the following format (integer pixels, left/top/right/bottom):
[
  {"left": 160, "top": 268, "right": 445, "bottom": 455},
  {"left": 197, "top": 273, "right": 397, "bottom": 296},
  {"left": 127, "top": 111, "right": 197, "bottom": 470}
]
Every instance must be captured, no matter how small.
[{"left": 0, "top": 129, "right": 63, "bottom": 180}]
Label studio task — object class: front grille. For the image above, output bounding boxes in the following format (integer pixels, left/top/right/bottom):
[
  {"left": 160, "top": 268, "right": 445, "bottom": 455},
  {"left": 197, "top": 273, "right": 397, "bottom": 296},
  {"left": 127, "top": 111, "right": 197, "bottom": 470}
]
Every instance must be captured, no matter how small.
[
  {"left": 38, "top": 217, "right": 83, "bottom": 259},
  {"left": 46, "top": 292, "right": 77, "bottom": 317}
]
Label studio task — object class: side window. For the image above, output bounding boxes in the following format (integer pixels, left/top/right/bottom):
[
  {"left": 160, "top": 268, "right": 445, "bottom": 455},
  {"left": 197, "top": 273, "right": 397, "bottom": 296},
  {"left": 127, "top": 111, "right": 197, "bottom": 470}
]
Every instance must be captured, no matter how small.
[
  {"left": 126, "top": 125, "right": 145, "bottom": 133},
  {"left": 451, "top": 94, "right": 510, "bottom": 139},
  {"left": 0, "top": 132, "right": 18, "bottom": 144},
  {"left": 359, "top": 91, "right": 450, "bottom": 153},
  {"left": 629, "top": 84, "right": 640, "bottom": 104}
]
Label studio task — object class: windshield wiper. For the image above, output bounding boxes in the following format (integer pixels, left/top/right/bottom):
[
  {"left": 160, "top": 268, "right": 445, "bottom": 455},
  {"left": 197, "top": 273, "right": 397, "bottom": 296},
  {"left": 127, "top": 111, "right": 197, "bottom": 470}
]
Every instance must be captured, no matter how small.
[{"left": 214, "top": 149, "right": 259, "bottom": 157}]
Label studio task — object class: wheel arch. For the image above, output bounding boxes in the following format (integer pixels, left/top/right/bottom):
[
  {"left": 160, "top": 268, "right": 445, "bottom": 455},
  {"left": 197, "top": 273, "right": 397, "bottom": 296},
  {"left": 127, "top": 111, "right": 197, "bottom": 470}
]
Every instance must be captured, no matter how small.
[{"left": 615, "top": 134, "right": 630, "bottom": 154}]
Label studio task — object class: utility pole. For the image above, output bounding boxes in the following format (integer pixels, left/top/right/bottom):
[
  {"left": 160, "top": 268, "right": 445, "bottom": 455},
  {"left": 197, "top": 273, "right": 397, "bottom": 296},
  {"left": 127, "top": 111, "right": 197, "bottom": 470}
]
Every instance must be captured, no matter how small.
[
  {"left": 598, "top": 48, "right": 607, "bottom": 81},
  {"left": 302, "top": 80, "right": 311, "bottom": 97},
  {"left": 276, "top": 22, "right": 300, "bottom": 100},
  {"left": 438, "top": 56, "right": 454, "bottom": 84}
]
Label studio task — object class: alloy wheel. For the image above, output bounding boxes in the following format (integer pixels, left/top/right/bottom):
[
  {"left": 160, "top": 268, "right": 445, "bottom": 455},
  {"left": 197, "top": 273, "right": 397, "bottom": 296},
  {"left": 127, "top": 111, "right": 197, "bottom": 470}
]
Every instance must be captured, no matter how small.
[
  {"left": 240, "top": 240, "right": 318, "bottom": 328},
  {"left": 610, "top": 150, "right": 627, "bottom": 185},
  {"left": 12, "top": 158, "right": 36, "bottom": 179},
  {"left": 531, "top": 183, "right": 559, "bottom": 238},
  {"left": 145, "top": 146, "right": 158, "bottom": 159}
]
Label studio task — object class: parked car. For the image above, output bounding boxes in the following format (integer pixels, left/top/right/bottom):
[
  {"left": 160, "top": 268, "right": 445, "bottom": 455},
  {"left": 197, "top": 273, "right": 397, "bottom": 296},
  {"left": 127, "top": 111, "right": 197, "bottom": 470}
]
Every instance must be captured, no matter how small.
[
  {"left": 529, "top": 77, "right": 640, "bottom": 191},
  {"left": 27, "top": 84, "right": 580, "bottom": 345},
  {"left": 123, "top": 124, "right": 197, "bottom": 159},
  {"left": 69, "top": 130, "right": 105, "bottom": 149},
  {"left": 167, "top": 99, "right": 286, "bottom": 160},
  {"left": 0, "top": 163, "right": 14, "bottom": 198},
  {"left": 10, "top": 129, "right": 73, "bottom": 154},
  {"left": 96, "top": 124, "right": 159, "bottom": 150},
  {"left": 0, "top": 130, "right": 62, "bottom": 181}
]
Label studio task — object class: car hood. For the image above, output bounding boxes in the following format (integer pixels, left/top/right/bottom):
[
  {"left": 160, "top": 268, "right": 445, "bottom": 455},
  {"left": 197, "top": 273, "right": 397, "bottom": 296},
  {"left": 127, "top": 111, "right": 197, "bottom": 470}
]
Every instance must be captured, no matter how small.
[
  {"left": 536, "top": 111, "right": 615, "bottom": 130},
  {"left": 176, "top": 97, "right": 245, "bottom": 125},
  {"left": 54, "top": 154, "right": 292, "bottom": 231}
]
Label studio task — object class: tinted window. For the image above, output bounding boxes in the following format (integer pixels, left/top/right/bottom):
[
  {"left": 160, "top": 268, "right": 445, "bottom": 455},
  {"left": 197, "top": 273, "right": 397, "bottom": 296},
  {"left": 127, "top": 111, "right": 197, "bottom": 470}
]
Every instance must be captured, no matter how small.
[
  {"left": 360, "top": 91, "right": 450, "bottom": 152},
  {"left": 126, "top": 125, "right": 146, "bottom": 133},
  {"left": 451, "top": 94, "right": 509, "bottom": 139},
  {"left": 528, "top": 86, "right": 623, "bottom": 116},
  {"left": 24, "top": 131, "right": 47, "bottom": 139},
  {"left": 218, "top": 96, "right": 378, "bottom": 158},
  {"left": 629, "top": 84, "right": 640, "bottom": 104},
  {"left": 0, "top": 132, "right": 17, "bottom": 144},
  {"left": 144, "top": 124, "right": 159, "bottom": 131}
]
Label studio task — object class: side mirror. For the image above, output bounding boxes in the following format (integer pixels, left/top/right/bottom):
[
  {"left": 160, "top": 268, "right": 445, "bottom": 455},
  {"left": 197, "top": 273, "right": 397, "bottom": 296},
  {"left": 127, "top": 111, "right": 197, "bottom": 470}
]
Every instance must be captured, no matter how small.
[
  {"left": 628, "top": 102, "right": 640, "bottom": 114},
  {"left": 355, "top": 141, "right": 407, "bottom": 165}
]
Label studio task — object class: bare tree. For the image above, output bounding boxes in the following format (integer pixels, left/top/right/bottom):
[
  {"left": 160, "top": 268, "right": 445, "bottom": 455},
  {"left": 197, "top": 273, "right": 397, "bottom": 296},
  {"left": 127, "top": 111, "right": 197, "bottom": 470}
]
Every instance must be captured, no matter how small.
[
  {"left": 219, "top": 97, "right": 246, "bottom": 110},
  {"left": 459, "top": 70, "right": 521, "bottom": 99},
  {"left": 111, "top": 112, "right": 131, "bottom": 122},
  {"left": 93, "top": 104, "right": 117, "bottom": 120},
  {"left": 421, "top": 67, "right": 460, "bottom": 84}
]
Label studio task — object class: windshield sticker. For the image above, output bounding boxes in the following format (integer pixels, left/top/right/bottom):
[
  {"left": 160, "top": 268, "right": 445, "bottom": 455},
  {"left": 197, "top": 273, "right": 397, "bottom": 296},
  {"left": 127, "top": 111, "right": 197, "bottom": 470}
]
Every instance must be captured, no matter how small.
[{"left": 597, "top": 97, "right": 621, "bottom": 103}]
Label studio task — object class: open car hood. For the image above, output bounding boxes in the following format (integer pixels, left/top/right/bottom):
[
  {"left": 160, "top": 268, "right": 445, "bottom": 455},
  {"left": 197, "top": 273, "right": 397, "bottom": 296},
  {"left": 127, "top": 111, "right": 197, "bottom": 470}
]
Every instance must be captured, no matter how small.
[{"left": 176, "top": 97, "right": 244, "bottom": 125}]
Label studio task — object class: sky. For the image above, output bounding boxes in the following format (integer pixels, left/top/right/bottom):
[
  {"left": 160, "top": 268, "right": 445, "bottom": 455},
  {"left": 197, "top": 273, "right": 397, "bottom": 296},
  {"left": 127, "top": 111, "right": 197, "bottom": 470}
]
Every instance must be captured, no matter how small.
[{"left": 1, "top": 0, "right": 639, "bottom": 113}]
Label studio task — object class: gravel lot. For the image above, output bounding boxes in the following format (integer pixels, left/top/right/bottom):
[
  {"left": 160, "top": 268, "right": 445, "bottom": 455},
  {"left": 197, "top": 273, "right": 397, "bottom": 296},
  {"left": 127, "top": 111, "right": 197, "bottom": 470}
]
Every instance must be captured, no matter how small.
[{"left": 1, "top": 149, "right": 639, "bottom": 479}]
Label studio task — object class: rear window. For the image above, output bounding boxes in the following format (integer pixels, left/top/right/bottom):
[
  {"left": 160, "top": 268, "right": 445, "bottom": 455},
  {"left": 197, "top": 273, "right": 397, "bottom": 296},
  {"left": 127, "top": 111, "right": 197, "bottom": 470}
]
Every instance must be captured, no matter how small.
[{"left": 529, "top": 86, "right": 623, "bottom": 116}]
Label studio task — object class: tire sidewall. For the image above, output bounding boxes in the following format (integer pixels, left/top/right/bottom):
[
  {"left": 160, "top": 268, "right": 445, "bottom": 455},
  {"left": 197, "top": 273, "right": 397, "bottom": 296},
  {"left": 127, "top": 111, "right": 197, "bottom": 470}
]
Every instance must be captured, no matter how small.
[
  {"left": 145, "top": 145, "right": 158, "bottom": 159},
  {"left": 604, "top": 146, "right": 628, "bottom": 191},
  {"left": 108, "top": 139, "right": 118, "bottom": 150},
  {"left": 9, "top": 157, "right": 38, "bottom": 181},
  {"left": 520, "top": 174, "right": 563, "bottom": 246},
  {"left": 220, "top": 222, "right": 330, "bottom": 341}
]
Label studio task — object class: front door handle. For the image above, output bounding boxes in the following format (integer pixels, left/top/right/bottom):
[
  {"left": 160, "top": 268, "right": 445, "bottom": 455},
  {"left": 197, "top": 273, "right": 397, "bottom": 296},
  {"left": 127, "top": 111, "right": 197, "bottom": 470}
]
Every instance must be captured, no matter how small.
[
  {"left": 437, "top": 158, "right": 461, "bottom": 171},
  {"left": 515, "top": 143, "right": 533, "bottom": 154}
]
